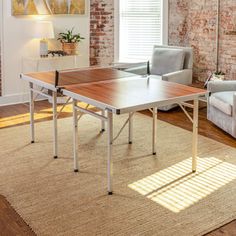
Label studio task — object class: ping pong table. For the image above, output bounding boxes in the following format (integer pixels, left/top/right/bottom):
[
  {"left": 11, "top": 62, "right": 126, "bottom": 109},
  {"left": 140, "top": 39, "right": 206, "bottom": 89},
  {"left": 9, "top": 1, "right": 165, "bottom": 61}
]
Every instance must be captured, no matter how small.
[{"left": 20, "top": 67, "right": 208, "bottom": 195}]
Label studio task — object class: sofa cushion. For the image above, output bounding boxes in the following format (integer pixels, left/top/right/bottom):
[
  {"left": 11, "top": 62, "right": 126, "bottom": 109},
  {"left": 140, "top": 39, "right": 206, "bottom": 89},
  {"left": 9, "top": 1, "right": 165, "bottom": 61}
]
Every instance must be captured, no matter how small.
[
  {"left": 150, "top": 48, "right": 185, "bottom": 75},
  {"left": 209, "top": 91, "right": 235, "bottom": 116}
]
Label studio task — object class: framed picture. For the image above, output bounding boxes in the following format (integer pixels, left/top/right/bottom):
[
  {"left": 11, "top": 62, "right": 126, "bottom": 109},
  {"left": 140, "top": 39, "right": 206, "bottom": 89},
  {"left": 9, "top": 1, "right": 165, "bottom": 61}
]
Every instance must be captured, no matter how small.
[{"left": 12, "top": 0, "right": 86, "bottom": 16}]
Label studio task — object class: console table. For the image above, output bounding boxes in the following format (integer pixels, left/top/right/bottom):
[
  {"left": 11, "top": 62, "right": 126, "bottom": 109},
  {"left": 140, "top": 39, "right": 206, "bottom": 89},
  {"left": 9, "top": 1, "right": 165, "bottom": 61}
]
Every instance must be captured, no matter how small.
[{"left": 21, "top": 55, "right": 80, "bottom": 73}]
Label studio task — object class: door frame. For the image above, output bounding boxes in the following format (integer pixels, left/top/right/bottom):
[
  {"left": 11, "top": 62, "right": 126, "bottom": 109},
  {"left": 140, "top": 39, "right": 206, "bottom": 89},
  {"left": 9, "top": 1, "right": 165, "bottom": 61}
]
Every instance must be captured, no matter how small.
[{"left": 0, "top": 0, "right": 4, "bottom": 96}]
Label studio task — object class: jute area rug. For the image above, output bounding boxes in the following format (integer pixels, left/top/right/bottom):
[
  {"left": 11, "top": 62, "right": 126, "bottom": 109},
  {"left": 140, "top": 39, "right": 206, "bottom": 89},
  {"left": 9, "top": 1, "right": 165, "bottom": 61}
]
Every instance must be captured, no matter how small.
[{"left": 0, "top": 113, "right": 235, "bottom": 236}]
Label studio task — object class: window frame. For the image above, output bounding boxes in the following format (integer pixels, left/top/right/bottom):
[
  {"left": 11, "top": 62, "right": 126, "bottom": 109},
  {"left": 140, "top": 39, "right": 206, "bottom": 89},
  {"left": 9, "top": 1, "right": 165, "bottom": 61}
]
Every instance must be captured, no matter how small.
[{"left": 114, "top": 0, "right": 169, "bottom": 63}]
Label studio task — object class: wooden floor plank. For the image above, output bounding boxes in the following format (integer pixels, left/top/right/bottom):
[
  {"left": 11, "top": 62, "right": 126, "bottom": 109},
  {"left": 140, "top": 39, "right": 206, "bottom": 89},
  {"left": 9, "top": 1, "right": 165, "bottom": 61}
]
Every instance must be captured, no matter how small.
[
  {"left": 204, "top": 220, "right": 236, "bottom": 236},
  {"left": 0, "top": 195, "right": 35, "bottom": 236}
]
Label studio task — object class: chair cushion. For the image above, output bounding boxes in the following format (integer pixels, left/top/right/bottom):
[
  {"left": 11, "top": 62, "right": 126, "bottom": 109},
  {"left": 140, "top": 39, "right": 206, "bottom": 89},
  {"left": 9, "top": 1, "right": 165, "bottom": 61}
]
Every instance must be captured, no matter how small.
[
  {"left": 209, "top": 91, "right": 235, "bottom": 116},
  {"left": 150, "top": 48, "right": 185, "bottom": 75}
]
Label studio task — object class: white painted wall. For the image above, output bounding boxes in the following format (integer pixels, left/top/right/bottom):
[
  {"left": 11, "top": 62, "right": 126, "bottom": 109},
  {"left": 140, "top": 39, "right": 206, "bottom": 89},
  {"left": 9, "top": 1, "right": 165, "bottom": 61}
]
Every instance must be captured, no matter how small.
[{"left": 0, "top": 0, "right": 90, "bottom": 105}]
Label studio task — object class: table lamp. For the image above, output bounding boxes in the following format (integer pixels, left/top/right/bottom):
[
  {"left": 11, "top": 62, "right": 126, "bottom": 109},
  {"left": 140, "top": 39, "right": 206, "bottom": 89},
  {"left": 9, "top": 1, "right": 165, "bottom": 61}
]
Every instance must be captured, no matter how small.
[{"left": 34, "top": 21, "right": 55, "bottom": 57}]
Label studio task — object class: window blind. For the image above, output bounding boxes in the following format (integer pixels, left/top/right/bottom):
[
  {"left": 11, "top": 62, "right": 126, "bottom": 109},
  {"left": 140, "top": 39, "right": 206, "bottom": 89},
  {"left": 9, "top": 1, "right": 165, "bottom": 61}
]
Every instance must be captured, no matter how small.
[{"left": 119, "top": 0, "right": 163, "bottom": 62}]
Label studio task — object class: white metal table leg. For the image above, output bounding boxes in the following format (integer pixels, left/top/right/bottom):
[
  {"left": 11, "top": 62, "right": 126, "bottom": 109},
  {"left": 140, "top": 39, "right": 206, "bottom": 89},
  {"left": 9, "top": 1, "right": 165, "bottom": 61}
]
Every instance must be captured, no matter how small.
[
  {"left": 128, "top": 112, "right": 133, "bottom": 144},
  {"left": 73, "top": 99, "right": 79, "bottom": 172},
  {"left": 192, "top": 99, "right": 199, "bottom": 172},
  {"left": 107, "top": 111, "right": 113, "bottom": 195},
  {"left": 52, "top": 91, "right": 58, "bottom": 159},
  {"left": 29, "top": 82, "right": 35, "bottom": 143},
  {"left": 101, "top": 110, "right": 105, "bottom": 132},
  {"left": 152, "top": 107, "right": 157, "bottom": 155}
]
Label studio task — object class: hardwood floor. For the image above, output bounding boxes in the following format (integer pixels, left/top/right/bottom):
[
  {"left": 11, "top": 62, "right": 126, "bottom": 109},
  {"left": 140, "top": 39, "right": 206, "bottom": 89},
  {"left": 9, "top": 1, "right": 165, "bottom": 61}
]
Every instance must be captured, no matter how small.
[
  {"left": 205, "top": 220, "right": 236, "bottom": 236},
  {"left": 0, "top": 100, "right": 235, "bottom": 235},
  {"left": 0, "top": 195, "right": 35, "bottom": 236}
]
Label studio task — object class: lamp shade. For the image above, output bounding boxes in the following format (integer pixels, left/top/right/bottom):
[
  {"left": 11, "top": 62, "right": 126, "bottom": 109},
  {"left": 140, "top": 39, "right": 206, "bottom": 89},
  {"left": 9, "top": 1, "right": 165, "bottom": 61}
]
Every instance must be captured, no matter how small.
[{"left": 34, "top": 21, "right": 54, "bottom": 39}]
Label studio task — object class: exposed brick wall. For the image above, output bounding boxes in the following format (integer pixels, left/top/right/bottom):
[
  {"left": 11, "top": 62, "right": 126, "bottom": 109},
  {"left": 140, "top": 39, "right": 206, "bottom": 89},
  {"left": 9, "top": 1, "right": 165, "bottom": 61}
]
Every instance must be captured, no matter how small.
[
  {"left": 169, "top": 0, "right": 236, "bottom": 81},
  {"left": 90, "top": 0, "right": 114, "bottom": 66},
  {"left": 169, "top": 0, "right": 189, "bottom": 46},
  {"left": 219, "top": 1, "right": 236, "bottom": 80}
]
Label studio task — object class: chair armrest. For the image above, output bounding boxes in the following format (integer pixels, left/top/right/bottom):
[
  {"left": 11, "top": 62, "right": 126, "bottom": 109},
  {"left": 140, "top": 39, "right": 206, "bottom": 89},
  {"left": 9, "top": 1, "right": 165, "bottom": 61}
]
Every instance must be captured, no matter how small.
[
  {"left": 162, "top": 69, "right": 193, "bottom": 85},
  {"left": 207, "top": 81, "right": 236, "bottom": 93},
  {"left": 124, "top": 65, "right": 147, "bottom": 75}
]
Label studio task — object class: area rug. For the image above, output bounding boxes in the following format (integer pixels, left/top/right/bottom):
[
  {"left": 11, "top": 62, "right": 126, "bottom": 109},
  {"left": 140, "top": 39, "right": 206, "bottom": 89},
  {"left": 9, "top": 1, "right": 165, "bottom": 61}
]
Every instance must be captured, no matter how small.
[{"left": 0, "top": 113, "right": 235, "bottom": 236}]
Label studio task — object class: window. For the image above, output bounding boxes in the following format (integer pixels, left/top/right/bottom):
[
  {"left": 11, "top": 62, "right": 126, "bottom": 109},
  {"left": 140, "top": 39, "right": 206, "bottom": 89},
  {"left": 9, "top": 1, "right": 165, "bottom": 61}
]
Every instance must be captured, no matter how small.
[{"left": 116, "top": 0, "right": 168, "bottom": 62}]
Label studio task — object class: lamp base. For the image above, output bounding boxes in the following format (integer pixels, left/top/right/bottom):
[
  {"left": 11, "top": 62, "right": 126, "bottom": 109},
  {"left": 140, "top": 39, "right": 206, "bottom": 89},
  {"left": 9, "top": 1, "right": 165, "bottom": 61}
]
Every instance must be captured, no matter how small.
[{"left": 40, "top": 39, "right": 48, "bottom": 57}]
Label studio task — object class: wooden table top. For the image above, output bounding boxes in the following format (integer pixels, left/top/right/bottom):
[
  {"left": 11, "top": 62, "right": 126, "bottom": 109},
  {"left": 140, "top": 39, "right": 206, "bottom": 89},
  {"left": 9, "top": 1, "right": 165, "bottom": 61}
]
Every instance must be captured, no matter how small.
[
  {"left": 22, "top": 67, "right": 207, "bottom": 114},
  {"left": 23, "top": 68, "right": 134, "bottom": 88},
  {"left": 63, "top": 77, "right": 208, "bottom": 114}
]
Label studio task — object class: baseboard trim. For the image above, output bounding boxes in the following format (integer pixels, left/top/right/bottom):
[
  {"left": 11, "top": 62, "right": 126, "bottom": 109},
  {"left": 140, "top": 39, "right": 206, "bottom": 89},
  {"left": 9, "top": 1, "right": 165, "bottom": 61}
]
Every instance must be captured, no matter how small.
[
  {"left": 0, "top": 93, "right": 30, "bottom": 106},
  {"left": 0, "top": 93, "right": 46, "bottom": 106},
  {"left": 0, "top": 93, "right": 67, "bottom": 106}
]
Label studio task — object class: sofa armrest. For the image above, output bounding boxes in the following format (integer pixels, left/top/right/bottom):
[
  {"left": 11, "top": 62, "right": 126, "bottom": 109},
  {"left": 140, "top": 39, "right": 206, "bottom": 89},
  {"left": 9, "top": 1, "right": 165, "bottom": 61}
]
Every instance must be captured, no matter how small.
[
  {"left": 162, "top": 69, "right": 193, "bottom": 85},
  {"left": 233, "top": 93, "right": 236, "bottom": 115},
  {"left": 207, "top": 80, "right": 236, "bottom": 93}
]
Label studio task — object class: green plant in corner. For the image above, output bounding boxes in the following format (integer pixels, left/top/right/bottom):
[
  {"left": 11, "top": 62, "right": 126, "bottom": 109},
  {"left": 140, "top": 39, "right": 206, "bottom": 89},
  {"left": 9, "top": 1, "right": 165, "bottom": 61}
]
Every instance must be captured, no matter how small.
[
  {"left": 212, "top": 71, "right": 225, "bottom": 81},
  {"left": 213, "top": 71, "right": 225, "bottom": 76},
  {"left": 57, "top": 28, "right": 85, "bottom": 43}
]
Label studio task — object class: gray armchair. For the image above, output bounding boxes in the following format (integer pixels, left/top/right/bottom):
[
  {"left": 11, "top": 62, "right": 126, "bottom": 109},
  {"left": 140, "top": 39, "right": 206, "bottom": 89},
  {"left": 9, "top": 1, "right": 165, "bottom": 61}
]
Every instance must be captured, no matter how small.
[
  {"left": 207, "top": 81, "right": 236, "bottom": 138},
  {"left": 125, "top": 45, "right": 193, "bottom": 82},
  {"left": 125, "top": 45, "right": 193, "bottom": 110}
]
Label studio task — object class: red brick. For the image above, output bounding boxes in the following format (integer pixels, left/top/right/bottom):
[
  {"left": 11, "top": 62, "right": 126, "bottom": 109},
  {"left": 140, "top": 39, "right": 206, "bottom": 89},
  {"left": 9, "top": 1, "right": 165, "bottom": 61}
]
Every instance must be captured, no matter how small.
[{"left": 169, "top": 0, "right": 236, "bottom": 81}]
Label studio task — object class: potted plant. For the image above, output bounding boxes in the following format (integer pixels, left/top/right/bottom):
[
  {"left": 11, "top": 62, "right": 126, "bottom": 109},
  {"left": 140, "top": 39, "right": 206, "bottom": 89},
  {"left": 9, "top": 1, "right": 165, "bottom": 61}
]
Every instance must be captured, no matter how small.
[
  {"left": 57, "top": 28, "right": 85, "bottom": 55},
  {"left": 212, "top": 71, "right": 225, "bottom": 81},
  {"left": 204, "top": 71, "right": 226, "bottom": 88}
]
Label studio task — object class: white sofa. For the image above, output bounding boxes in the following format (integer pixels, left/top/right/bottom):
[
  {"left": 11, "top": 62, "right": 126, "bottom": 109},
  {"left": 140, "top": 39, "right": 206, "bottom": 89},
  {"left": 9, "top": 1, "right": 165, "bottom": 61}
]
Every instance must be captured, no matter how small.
[{"left": 207, "top": 80, "right": 236, "bottom": 138}]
